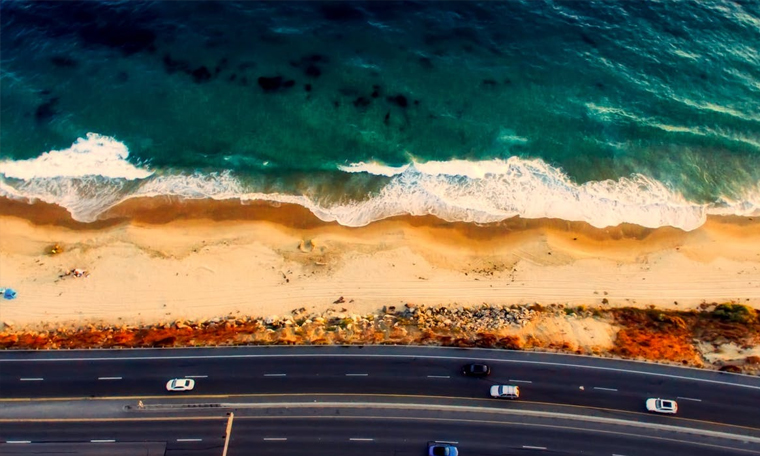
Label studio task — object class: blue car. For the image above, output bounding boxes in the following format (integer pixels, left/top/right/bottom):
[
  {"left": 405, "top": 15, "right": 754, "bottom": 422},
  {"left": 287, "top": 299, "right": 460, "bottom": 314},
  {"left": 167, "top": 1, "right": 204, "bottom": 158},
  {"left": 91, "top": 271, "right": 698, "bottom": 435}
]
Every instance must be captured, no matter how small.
[{"left": 428, "top": 441, "right": 459, "bottom": 456}]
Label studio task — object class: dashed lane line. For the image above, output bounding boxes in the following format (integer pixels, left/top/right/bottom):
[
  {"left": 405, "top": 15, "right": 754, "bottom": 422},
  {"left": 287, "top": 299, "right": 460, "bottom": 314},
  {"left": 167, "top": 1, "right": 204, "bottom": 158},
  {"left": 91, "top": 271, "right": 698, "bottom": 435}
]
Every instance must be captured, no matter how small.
[{"left": 2, "top": 353, "right": 757, "bottom": 390}]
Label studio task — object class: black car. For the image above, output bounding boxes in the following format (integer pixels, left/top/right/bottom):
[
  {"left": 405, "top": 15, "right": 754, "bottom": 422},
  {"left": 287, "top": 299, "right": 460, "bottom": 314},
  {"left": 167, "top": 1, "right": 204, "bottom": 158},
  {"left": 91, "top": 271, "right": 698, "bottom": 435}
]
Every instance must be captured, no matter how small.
[{"left": 461, "top": 363, "right": 491, "bottom": 377}]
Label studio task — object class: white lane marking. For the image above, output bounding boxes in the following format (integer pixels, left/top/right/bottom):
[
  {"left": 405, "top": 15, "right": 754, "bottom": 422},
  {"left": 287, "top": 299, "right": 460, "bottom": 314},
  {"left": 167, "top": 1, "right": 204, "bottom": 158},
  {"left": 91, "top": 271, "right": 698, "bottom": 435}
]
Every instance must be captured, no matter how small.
[
  {"left": 19, "top": 378, "right": 43, "bottom": 381},
  {"left": 6, "top": 441, "right": 32, "bottom": 444},
  {"left": 264, "top": 374, "right": 287, "bottom": 377},
  {"left": 677, "top": 396, "right": 702, "bottom": 402},
  {"left": 184, "top": 375, "right": 208, "bottom": 378},
  {"left": 177, "top": 438, "right": 203, "bottom": 442},
  {"left": 509, "top": 379, "right": 532, "bottom": 383},
  {"left": 345, "top": 373, "right": 369, "bottom": 377},
  {"left": 523, "top": 445, "right": 547, "bottom": 450},
  {"left": 4, "top": 353, "right": 759, "bottom": 390},
  {"left": 349, "top": 438, "right": 374, "bottom": 441},
  {"left": 90, "top": 439, "right": 115, "bottom": 443},
  {"left": 263, "top": 438, "right": 288, "bottom": 441},
  {"left": 427, "top": 375, "right": 450, "bottom": 379},
  {"left": 98, "top": 377, "right": 122, "bottom": 380},
  {"left": 594, "top": 387, "right": 618, "bottom": 392}
]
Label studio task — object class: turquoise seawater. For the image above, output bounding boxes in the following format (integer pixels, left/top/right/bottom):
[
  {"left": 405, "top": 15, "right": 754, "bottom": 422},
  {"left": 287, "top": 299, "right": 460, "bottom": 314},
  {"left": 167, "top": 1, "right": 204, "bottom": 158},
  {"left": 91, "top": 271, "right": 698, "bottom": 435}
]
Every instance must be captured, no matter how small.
[{"left": 1, "top": 1, "right": 758, "bottom": 229}]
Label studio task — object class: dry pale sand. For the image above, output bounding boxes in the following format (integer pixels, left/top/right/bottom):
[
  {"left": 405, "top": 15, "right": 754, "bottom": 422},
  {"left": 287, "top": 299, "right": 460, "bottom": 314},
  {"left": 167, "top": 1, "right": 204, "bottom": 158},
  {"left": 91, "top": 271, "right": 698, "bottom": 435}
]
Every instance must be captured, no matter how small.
[{"left": 0, "top": 198, "right": 759, "bottom": 330}]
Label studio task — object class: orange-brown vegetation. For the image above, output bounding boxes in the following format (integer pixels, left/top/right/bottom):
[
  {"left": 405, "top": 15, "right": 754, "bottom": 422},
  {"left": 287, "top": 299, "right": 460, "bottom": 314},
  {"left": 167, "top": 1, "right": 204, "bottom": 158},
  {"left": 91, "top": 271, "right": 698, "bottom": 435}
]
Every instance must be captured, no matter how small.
[
  {"left": 611, "top": 304, "right": 760, "bottom": 369},
  {"left": 1, "top": 303, "right": 759, "bottom": 374},
  {"left": 611, "top": 308, "right": 701, "bottom": 366}
]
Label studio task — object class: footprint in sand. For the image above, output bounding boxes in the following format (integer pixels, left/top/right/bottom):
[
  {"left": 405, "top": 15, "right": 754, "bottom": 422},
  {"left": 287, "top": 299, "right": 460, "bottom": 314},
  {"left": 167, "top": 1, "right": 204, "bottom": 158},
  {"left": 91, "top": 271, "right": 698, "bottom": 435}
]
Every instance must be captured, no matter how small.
[{"left": 298, "top": 239, "right": 316, "bottom": 253}]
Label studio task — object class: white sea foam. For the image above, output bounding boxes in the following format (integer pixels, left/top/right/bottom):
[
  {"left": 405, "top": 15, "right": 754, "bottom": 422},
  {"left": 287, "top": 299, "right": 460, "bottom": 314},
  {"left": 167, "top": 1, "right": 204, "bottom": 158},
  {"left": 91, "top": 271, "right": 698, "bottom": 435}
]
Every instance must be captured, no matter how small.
[
  {"left": 323, "top": 158, "right": 707, "bottom": 230},
  {"left": 0, "top": 133, "right": 152, "bottom": 180},
  {"left": 707, "top": 183, "right": 760, "bottom": 217},
  {"left": 338, "top": 161, "right": 409, "bottom": 176},
  {"left": 1, "top": 134, "right": 757, "bottom": 229}
]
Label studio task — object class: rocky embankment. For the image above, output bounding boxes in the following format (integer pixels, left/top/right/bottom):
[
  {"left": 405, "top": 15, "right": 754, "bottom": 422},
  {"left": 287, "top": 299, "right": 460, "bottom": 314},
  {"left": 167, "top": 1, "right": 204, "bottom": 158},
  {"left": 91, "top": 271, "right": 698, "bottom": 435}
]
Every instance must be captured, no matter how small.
[{"left": 1, "top": 303, "right": 758, "bottom": 374}]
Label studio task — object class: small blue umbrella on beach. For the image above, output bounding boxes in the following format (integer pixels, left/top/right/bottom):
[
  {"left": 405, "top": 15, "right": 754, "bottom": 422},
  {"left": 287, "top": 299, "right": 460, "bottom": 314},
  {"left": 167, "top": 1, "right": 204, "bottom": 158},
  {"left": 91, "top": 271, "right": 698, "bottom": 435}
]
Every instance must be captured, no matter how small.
[{"left": 1, "top": 288, "right": 17, "bottom": 300}]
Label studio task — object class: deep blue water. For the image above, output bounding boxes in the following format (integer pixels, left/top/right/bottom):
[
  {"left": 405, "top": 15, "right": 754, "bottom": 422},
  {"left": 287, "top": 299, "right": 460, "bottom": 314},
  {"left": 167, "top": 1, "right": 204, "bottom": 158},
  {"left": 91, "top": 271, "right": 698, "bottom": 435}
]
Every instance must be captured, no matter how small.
[{"left": 1, "top": 1, "right": 758, "bottom": 229}]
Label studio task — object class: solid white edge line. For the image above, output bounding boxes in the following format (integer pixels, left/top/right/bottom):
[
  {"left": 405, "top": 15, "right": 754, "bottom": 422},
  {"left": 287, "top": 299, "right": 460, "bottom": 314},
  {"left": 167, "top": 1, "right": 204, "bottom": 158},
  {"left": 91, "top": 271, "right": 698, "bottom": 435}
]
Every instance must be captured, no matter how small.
[
  {"left": 184, "top": 375, "right": 208, "bottom": 378},
  {"left": 522, "top": 445, "right": 547, "bottom": 450},
  {"left": 90, "top": 439, "right": 115, "bottom": 443},
  {"left": 349, "top": 438, "right": 374, "bottom": 441},
  {"left": 427, "top": 375, "right": 450, "bottom": 378},
  {"left": 509, "top": 379, "right": 532, "bottom": 383},
  {"left": 19, "top": 378, "right": 43, "bottom": 381},
  {"left": 3, "top": 353, "right": 759, "bottom": 390},
  {"left": 263, "top": 438, "right": 288, "bottom": 441},
  {"left": 676, "top": 396, "right": 702, "bottom": 402},
  {"left": 264, "top": 374, "right": 287, "bottom": 377},
  {"left": 593, "top": 387, "right": 618, "bottom": 392},
  {"left": 345, "top": 373, "right": 369, "bottom": 376},
  {"left": 176, "top": 438, "right": 203, "bottom": 442},
  {"left": 97, "top": 377, "right": 122, "bottom": 380},
  {"left": 6, "top": 441, "right": 32, "bottom": 444}
]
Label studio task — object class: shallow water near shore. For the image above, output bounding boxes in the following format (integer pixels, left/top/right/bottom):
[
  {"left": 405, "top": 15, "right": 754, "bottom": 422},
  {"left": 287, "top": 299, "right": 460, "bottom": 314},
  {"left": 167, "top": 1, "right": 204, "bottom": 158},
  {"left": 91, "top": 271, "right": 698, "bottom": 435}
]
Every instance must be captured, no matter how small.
[{"left": 1, "top": 1, "right": 759, "bottom": 229}]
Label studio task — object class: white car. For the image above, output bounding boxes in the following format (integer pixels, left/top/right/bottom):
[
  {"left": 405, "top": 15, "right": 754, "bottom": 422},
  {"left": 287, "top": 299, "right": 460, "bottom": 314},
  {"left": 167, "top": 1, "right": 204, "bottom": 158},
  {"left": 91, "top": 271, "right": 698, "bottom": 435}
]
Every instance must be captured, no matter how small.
[
  {"left": 646, "top": 398, "right": 677, "bottom": 414},
  {"left": 166, "top": 378, "right": 195, "bottom": 392},
  {"left": 490, "top": 384, "right": 520, "bottom": 399}
]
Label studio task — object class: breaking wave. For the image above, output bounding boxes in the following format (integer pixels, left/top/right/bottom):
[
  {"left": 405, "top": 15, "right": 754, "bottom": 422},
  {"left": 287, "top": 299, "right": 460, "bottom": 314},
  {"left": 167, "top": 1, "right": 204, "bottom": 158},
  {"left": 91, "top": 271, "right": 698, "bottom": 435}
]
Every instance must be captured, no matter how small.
[{"left": 1, "top": 134, "right": 758, "bottom": 230}]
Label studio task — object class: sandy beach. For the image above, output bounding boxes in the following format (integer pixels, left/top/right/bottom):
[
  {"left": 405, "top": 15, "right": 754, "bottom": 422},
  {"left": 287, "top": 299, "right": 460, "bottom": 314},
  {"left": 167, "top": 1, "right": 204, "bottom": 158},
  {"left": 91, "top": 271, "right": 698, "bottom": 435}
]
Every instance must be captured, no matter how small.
[{"left": 1, "top": 197, "right": 758, "bottom": 331}]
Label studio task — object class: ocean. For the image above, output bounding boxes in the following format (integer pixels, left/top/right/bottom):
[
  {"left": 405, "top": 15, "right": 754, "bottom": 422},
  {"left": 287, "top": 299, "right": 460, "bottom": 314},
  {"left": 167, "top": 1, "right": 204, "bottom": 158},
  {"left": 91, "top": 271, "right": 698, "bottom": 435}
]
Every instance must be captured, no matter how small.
[{"left": 1, "top": 0, "right": 758, "bottom": 230}]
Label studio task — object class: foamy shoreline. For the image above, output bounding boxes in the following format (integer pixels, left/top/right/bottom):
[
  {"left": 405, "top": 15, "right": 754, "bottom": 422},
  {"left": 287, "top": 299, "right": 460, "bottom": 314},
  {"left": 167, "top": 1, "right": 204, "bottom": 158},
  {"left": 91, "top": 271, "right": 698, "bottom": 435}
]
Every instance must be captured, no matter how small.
[{"left": 0, "top": 196, "right": 759, "bottom": 331}]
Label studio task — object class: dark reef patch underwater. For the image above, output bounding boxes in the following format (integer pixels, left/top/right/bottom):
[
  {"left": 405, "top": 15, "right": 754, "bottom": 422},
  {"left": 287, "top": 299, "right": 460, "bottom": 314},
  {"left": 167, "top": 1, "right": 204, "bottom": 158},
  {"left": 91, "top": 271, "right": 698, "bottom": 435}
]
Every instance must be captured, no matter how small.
[{"left": 0, "top": 1, "right": 758, "bottom": 229}]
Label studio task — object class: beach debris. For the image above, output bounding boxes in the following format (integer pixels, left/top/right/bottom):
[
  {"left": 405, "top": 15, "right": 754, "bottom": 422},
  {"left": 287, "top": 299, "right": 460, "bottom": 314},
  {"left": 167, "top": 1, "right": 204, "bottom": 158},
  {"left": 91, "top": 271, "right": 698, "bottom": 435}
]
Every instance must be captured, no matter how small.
[
  {"left": 48, "top": 243, "right": 64, "bottom": 255},
  {"left": 298, "top": 239, "right": 316, "bottom": 253},
  {"left": 59, "top": 268, "right": 89, "bottom": 279},
  {"left": 0, "top": 288, "right": 17, "bottom": 300},
  {"left": 333, "top": 296, "right": 346, "bottom": 304}
]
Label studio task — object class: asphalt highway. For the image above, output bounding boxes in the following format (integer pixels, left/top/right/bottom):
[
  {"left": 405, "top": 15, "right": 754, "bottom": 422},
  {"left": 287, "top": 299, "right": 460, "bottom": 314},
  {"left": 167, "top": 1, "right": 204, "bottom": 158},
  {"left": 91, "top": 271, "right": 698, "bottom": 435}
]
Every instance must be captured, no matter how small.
[
  {"left": 1, "top": 346, "right": 759, "bottom": 429},
  {"left": 1, "top": 414, "right": 758, "bottom": 456}
]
